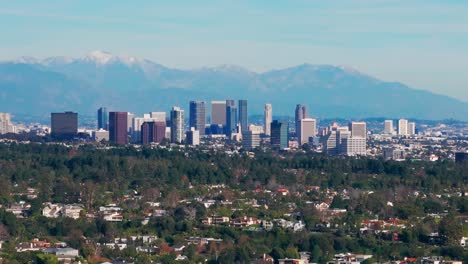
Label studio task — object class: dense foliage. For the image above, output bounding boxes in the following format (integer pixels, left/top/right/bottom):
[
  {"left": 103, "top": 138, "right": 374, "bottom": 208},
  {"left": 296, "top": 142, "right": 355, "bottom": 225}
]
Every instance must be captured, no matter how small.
[{"left": 0, "top": 143, "right": 466, "bottom": 263}]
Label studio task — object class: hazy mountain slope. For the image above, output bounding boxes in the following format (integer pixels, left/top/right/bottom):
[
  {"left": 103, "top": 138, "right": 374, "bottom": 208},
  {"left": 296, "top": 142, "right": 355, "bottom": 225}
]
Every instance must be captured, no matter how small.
[{"left": 0, "top": 52, "right": 467, "bottom": 121}]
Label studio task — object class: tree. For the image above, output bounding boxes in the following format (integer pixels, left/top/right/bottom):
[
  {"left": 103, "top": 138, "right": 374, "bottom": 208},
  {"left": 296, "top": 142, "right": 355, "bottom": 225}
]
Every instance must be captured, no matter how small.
[
  {"left": 37, "top": 254, "right": 59, "bottom": 264},
  {"left": 439, "top": 215, "right": 463, "bottom": 246}
]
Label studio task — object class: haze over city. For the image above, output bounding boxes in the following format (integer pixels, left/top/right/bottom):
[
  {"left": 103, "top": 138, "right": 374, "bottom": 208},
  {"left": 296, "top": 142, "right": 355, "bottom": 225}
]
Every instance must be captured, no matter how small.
[{"left": 1, "top": 1, "right": 468, "bottom": 101}]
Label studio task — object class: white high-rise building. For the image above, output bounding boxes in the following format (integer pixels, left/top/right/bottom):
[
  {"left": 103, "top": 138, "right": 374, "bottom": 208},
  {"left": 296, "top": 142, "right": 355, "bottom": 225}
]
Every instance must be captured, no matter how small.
[
  {"left": 127, "top": 113, "right": 135, "bottom": 134},
  {"left": 170, "top": 106, "right": 185, "bottom": 143},
  {"left": 408, "top": 122, "right": 416, "bottom": 136},
  {"left": 349, "top": 121, "right": 367, "bottom": 138},
  {"left": 384, "top": 120, "right": 394, "bottom": 135},
  {"left": 150, "top": 112, "right": 166, "bottom": 122},
  {"left": 264, "top": 104, "right": 272, "bottom": 136},
  {"left": 340, "top": 137, "right": 367, "bottom": 156},
  {"left": 299, "top": 118, "right": 317, "bottom": 145},
  {"left": 0, "top": 113, "right": 12, "bottom": 134},
  {"left": 398, "top": 119, "right": 408, "bottom": 136},
  {"left": 248, "top": 124, "right": 264, "bottom": 134}
]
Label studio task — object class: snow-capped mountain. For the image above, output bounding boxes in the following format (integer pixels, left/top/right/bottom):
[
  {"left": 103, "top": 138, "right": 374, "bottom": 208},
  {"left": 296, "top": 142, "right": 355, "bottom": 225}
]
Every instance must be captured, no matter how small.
[{"left": 1, "top": 51, "right": 467, "bottom": 120}]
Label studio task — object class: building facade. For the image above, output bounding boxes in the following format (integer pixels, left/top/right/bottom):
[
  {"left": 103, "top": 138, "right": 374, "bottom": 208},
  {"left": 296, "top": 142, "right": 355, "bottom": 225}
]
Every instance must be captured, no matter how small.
[
  {"left": 189, "top": 101, "right": 206, "bottom": 135},
  {"left": 211, "top": 101, "right": 226, "bottom": 126},
  {"left": 0, "top": 112, "right": 13, "bottom": 134},
  {"left": 170, "top": 106, "right": 184, "bottom": 143},
  {"left": 271, "top": 120, "right": 289, "bottom": 149},
  {"left": 264, "top": 104, "right": 272, "bottom": 136},
  {"left": 299, "top": 118, "right": 317, "bottom": 145},
  {"left": 225, "top": 105, "right": 238, "bottom": 138},
  {"left": 242, "top": 130, "right": 261, "bottom": 150},
  {"left": 141, "top": 121, "right": 166, "bottom": 144},
  {"left": 398, "top": 119, "right": 408, "bottom": 136},
  {"left": 51, "top": 112, "right": 78, "bottom": 140},
  {"left": 238, "top": 99, "right": 248, "bottom": 132},
  {"left": 109, "top": 112, "right": 128, "bottom": 145},
  {"left": 349, "top": 121, "right": 367, "bottom": 138},
  {"left": 97, "top": 107, "right": 108, "bottom": 130},
  {"left": 384, "top": 120, "right": 394, "bottom": 134}
]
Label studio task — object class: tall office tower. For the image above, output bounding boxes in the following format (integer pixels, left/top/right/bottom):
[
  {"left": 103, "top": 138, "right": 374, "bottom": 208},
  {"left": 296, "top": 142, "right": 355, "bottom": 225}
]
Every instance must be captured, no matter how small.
[
  {"left": 127, "top": 113, "right": 134, "bottom": 134},
  {"left": 226, "top": 99, "right": 235, "bottom": 108},
  {"left": 133, "top": 113, "right": 164, "bottom": 143},
  {"left": 141, "top": 121, "right": 166, "bottom": 145},
  {"left": 0, "top": 112, "right": 12, "bottom": 134},
  {"left": 271, "top": 120, "right": 289, "bottom": 149},
  {"left": 211, "top": 101, "right": 227, "bottom": 126},
  {"left": 264, "top": 104, "right": 272, "bottom": 136},
  {"left": 150, "top": 112, "right": 166, "bottom": 122},
  {"left": 189, "top": 101, "right": 206, "bottom": 136},
  {"left": 170, "top": 106, "right": 184, "bottom": 143},
  {"left": 299, "top": 118, "right": 317, "bottom": 145},
  {"left": 398, "top": 119, "right": 408, "bottom": 136},
  {"left": 349, "top": 121, "right": 367, "bottom": 138},
  {"left": 238, "top": 99, "right": 248, "bottom": 132},
  {"left": 242, "top": 130, "right": 261, "bottom": 150},
  {"left": 186, "top": 128, "right": 200, "bottom": 146},
  {"left": 408, "top": 122, "right": 416, "bottom": 136},
  {"left": 384, "top": 120, "right": 394, "bottom": 134},
  {"left": 324, "top": 131, "right": 339, "bottom": 155},
  {"left": 97, "top": 107, "right": 108, "bottom": 130},
  {"left": 109, "top": 112, "right": 128, "bottom": 145},
  {"left": 225, "top": 105, "right": 238, "bottom": 137},
  {"left": 51, "top": 112, "right": 78, "bottom": 140},
  {"left": 295, "top": 104, "right": 308, "bottom": 140}
]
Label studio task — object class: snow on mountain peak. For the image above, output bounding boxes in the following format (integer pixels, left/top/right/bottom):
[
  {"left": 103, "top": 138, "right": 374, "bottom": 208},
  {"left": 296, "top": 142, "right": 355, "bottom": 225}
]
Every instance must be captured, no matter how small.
[{"left": 85, "top": 50, "right": 115, "bottom": 64}]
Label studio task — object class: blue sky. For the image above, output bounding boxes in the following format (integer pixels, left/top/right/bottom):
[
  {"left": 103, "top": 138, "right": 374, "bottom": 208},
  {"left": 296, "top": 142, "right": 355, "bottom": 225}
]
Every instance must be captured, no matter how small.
[{"left": 1, "top": 0, "right": 467, "bottom": 101}]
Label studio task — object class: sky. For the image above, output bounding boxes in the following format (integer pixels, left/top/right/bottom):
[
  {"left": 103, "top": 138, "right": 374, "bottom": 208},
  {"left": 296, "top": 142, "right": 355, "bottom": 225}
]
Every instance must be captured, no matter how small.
[{"left": 0, "top": 0, "right": 467, "bottom": 101}]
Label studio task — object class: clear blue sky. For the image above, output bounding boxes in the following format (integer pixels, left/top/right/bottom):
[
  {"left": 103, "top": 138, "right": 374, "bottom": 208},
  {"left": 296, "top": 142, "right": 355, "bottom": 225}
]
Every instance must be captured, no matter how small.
[{"left": 1, "top": 0, "right": 467, "bottom": 101}]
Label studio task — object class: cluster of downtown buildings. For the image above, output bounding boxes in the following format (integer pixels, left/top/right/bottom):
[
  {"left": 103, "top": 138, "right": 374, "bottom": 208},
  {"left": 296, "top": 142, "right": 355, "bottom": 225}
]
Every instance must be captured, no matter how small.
[
  {"left": 41, "top": 100, "right": 373, "bottom": 156},
  {"left": 4, "top": 102, "right": 468, "bottom": 159}
]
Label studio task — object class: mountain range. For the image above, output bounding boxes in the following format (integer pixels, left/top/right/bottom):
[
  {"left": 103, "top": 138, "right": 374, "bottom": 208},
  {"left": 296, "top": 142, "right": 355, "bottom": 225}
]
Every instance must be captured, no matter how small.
[{"left": 1, "top": 50, "right": 467, "bottom": 121}]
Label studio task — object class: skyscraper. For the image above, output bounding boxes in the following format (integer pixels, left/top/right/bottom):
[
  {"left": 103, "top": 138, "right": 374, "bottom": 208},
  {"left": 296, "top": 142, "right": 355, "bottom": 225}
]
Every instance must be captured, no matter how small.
[
  {"left": 51, "top": 112, "right": 78, "bottom": 140},
  {"left": 141, "top": 121, "right": 166, "bottom": 145},
  {"left": 299, "top": 118, "right": 317, "bottom": 145},
  {"left": 398, "top": 119, "right": 408, "bottom": 136},
  {"left": 226, "top": 99, "right": 235, "bottom": 108},
  {"left": 97, "top": 107, "right": 108, "bottom": 130},
  {"left": 349, "top": 121, "right": 367, "bottom": 138},
  {"left": 109, "top": 112, "right": 128, "bottom": 145},
  {"left": 150, "top": 112, "right": 166, "bottom": 122},
  {"left": 264, "top": 104, "right": 272, "bottom": 136},
  {"left": 211, "top": 101, "right": 226, "bottom": 126},
  {"left": 170, "top": 106, "right": 184, "bottom": 143},
  {"left": 384, "top": 120, "right": 394, "bottom": 134},
  {"left": 0, "top": 113, "right": 12, "bottom": 134},
  {"left": 295, "top": 104, "right": 308, "bottom": 142},
  {"left": 408, "top": 122, "right": 416, "bottom": 136},
  {"left": 238, "top": 99, "right": 248, "bottom": 132},
  {"left": 186, "top": 128, "right": 200, "bottom": 146},
  {"left": 189, "top": 101, "right": 206, "bottom": 135},
  {"left": 271, "top": 120, "right": 289, "bottom": 149},
  {"left": 225, "top": 105, "right": 238, "bottom": 138}
]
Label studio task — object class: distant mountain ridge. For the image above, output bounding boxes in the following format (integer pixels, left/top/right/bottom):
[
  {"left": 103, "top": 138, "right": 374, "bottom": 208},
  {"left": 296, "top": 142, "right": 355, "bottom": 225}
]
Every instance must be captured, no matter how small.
[{"left": 1, "top": 51, "right": 467, "bottom": 121}]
